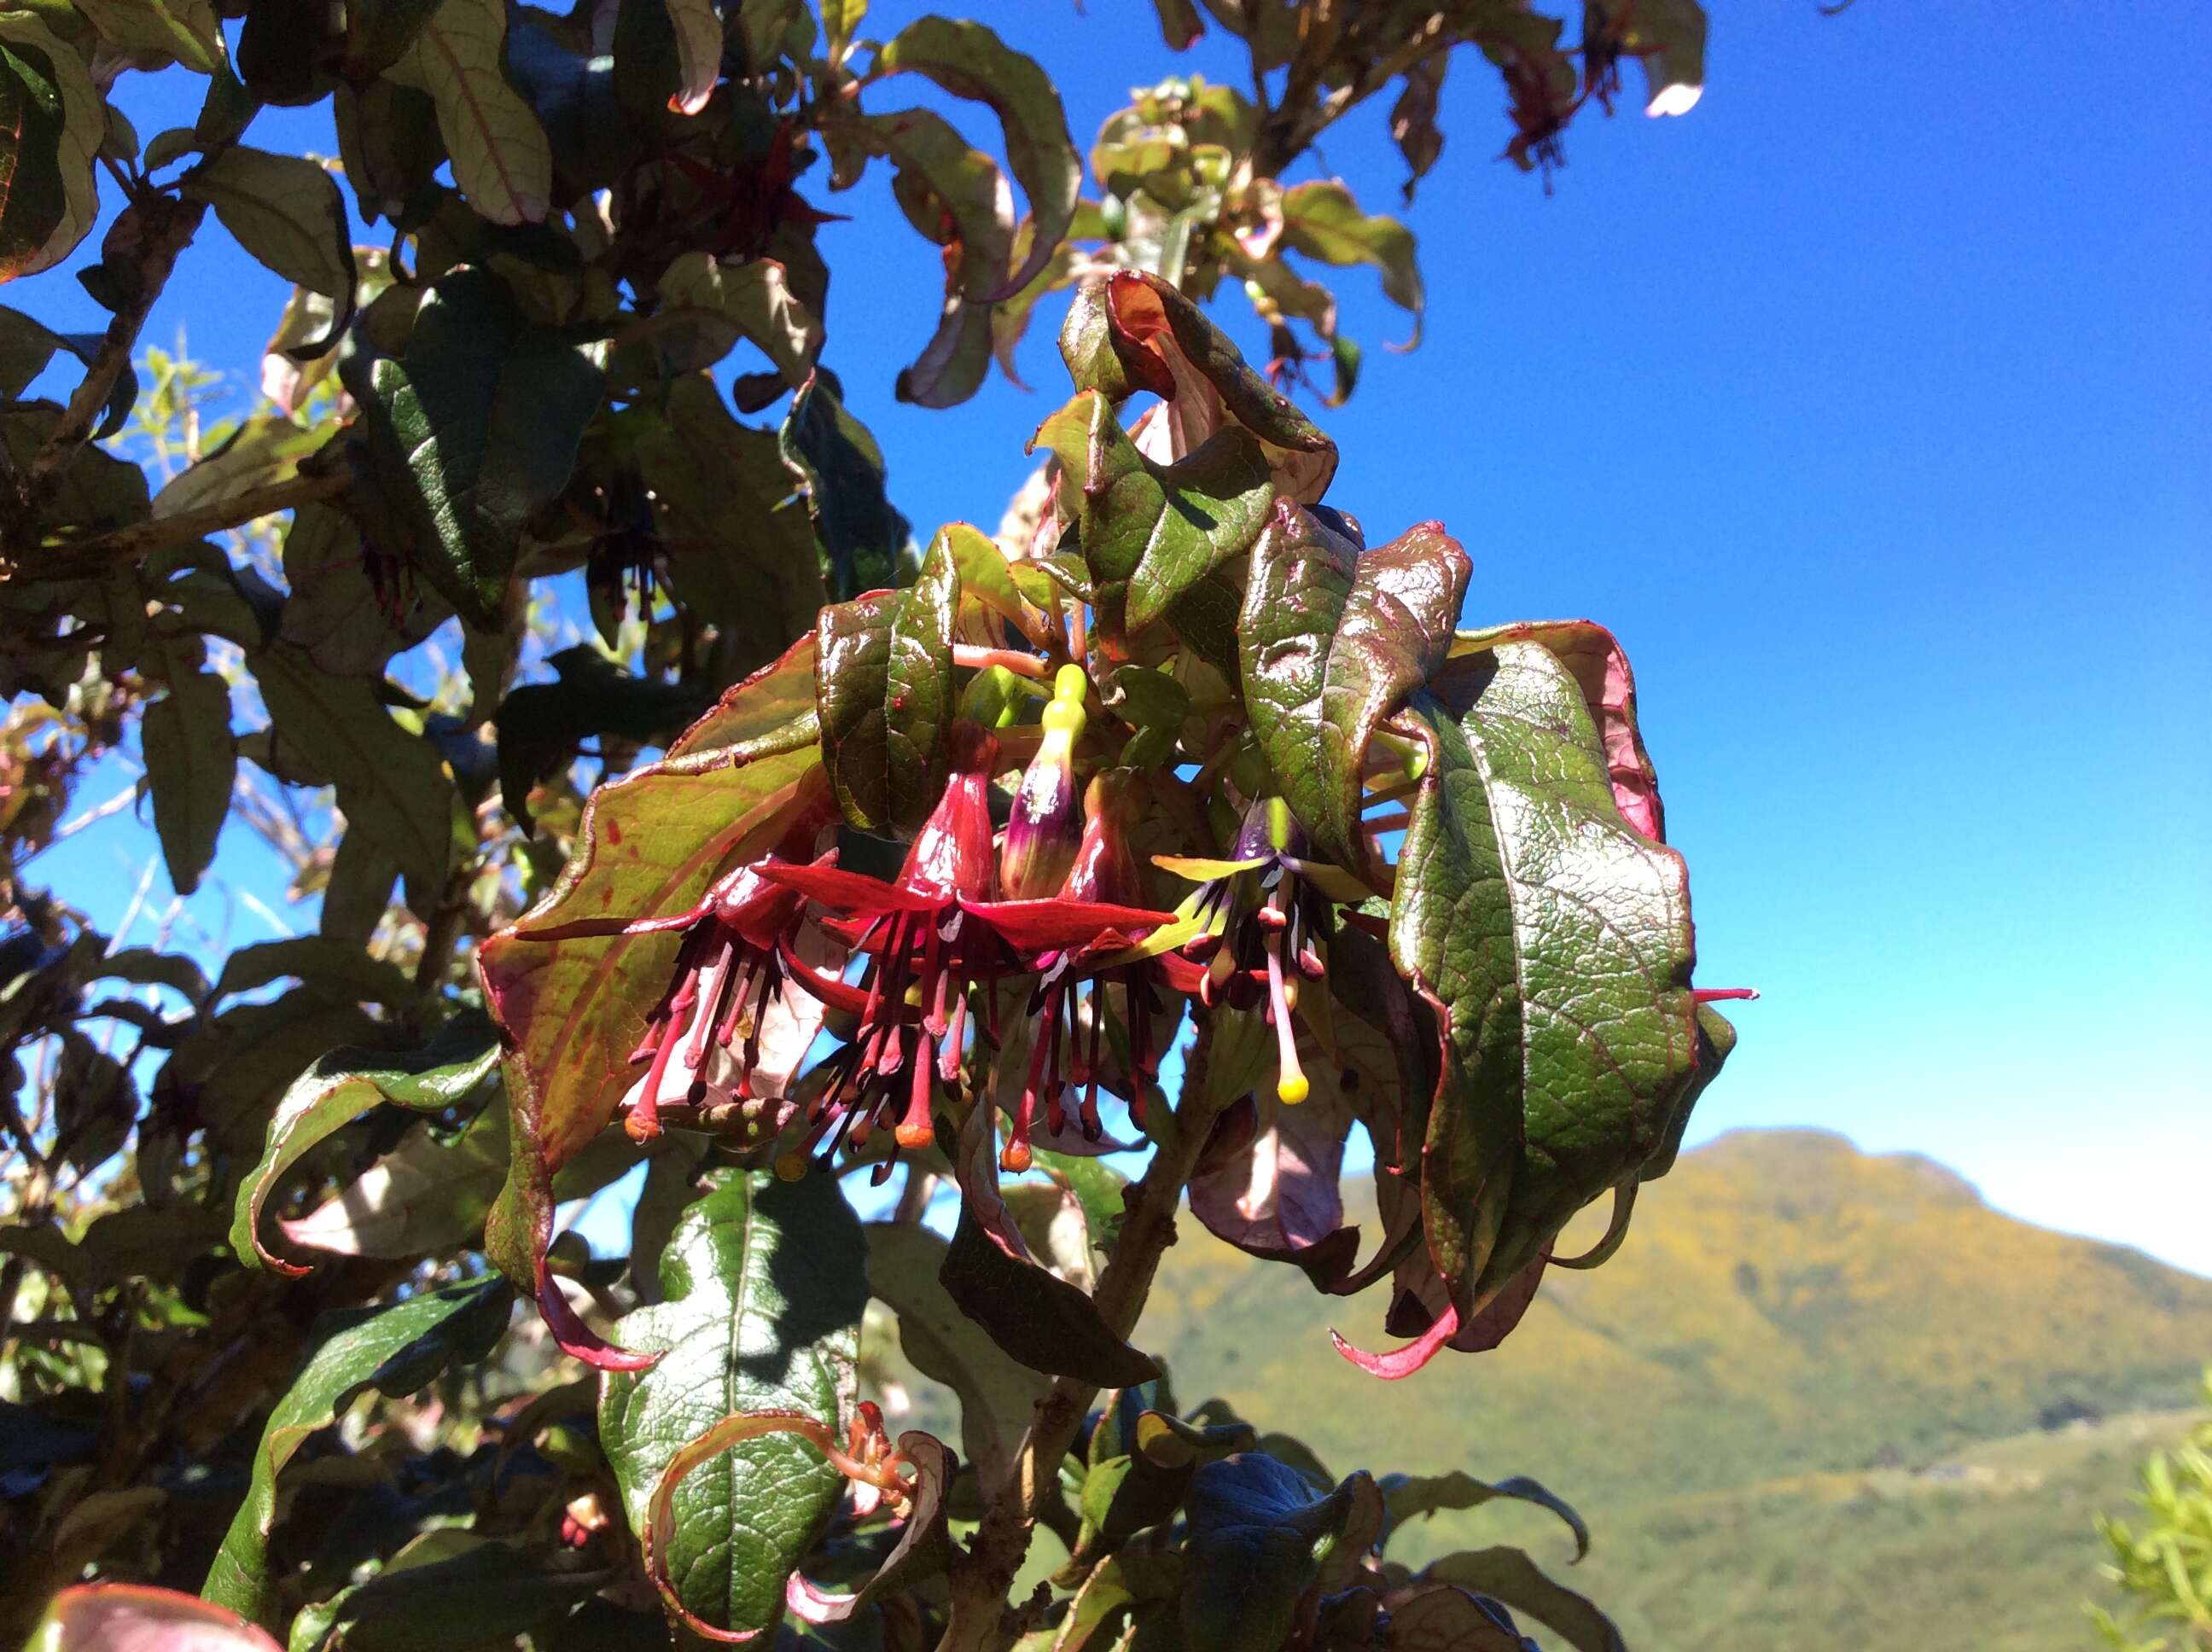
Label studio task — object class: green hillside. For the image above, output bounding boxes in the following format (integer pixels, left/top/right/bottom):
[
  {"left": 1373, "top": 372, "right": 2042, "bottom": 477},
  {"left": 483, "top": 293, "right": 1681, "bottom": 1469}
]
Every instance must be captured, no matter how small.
[
  {"left": 1134, "top": 1128, "right": 2212, "bottom": 1649},
  {"left": 877, "top": 1129, "right": 2212, "bottom": 1651}
]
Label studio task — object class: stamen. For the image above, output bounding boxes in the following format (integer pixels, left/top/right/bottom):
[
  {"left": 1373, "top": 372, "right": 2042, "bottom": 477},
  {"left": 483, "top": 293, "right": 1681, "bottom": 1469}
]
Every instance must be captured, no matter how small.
[{"left": 1268, "top": 938, "right": 1309, "bottom": 1105}]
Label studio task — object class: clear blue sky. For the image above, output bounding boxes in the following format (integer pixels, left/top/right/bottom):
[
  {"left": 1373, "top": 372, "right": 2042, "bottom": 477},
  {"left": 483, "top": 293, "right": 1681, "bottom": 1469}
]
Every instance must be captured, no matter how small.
[{"left": 24, "top": 2, "right": 2209, "bottom": 1270}]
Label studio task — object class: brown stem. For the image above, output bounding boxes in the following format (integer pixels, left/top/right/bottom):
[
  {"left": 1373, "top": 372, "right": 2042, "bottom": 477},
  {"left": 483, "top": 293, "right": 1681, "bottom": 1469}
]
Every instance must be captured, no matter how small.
[
  {"left": 3, "top": 467, "right": 351, "bottom": 586},
  {"left": 935, "top": 1040, "right": 1218, "bottom": 1652},
  {"left": 27, "top": 195, "right": 207, "bottom": 487}
]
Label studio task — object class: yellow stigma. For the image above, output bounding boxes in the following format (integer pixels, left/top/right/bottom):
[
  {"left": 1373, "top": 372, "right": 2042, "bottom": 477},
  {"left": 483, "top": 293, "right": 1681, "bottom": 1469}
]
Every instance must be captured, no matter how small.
[
  {"left": 1277, "top": 1073, "right": 1311, "bottom": 1105},
  {"left": 1041, "top": 695, "right": 1085, "bottom": 739},
  {"left": 774, "top": 1150, "right": 809, "bottom": 1182}
]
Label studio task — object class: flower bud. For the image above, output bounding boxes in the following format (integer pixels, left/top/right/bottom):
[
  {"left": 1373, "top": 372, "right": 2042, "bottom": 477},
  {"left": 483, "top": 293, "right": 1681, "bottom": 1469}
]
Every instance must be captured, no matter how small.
[{"left": 999, "top": 665, "right": 1088, "bottom": 899}]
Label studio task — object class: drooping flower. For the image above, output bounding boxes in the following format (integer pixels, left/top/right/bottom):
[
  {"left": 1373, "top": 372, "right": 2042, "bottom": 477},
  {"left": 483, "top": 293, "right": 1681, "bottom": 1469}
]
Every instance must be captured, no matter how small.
[
  {"left": 524, "top": 817, "right": 828, "bottom": 1144},
  {"left": 768, "top": 723, "right": 1173, "bottom": 1180},
  {"left": 1003, "top": 768, "right": 1172, "bottom": 1172},
  {"left": 1151, "top": 796, "right": 1373, "bottom": 1108}
]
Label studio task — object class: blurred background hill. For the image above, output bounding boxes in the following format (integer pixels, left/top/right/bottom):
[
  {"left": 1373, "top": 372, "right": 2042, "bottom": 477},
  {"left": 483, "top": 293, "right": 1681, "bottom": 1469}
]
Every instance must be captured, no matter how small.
[{"left": 887, "top": 1129, "right": 2212, "bottom": 1650}]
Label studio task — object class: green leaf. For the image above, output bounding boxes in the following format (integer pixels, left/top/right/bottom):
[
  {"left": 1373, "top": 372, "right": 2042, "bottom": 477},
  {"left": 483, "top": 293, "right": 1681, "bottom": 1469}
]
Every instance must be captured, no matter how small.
[
  {"left": 1378, "top": 1470, "right": 1589, "bottom": 1560},
  {"left": 1279, "top": 180, "right": 1423, "bottom": 347},
  {"left": 201, "top": 1279, "right": 513, "bottom": 1623},
  {"left": 276, "top": 500, "right": 451, "bottom": 678},
  {"left": 306, "top": 1535, "right": 595, "bottom": 1652},
  {"left": 781, "top": 369, "right": 911, "bottom": 601},
  {"left": 1615, "top": 0, "right": 1706, "bottom": 117},
  {"left": 253, "top": 640, "right": 456, "bottom": 891},
  {"left": 495, "top": 645, "right": 707, "bottom": 833},
  {"left": 637, "top": 373, "right": 827, "bottom": 679},
  {"left": 835, "top": 106, "right": 1012, "bottom": 407},
  {"left": 1386, "top": 641, "right": 1702, "bottom": 1317},
  {"left": 871, "top": 16, "right": 1080, "bottom": 295},
  {"left": 1033, "top": 387, "right": 1272, "bottom": 655},
  {"left": 407, "top": 0, "right": 552, "bottom": 225},
  {"left": 1062, "top": 271, "right": 1337, "bottom": 501},
  {"left": 864, "top": 1219, "right": 1050, "bottom": 1486},
  {"left": 319, "top": 827, "right": 399, "bottom": 946},
  {"left": 341, "top": 0, "right": 447, "bottom": 83},
  {"left": 229, "top": 1011, "right": 502, "bottom": 1276},
  {"left": 815, "top": 528, "right": 957, "bottom": 832},
  {"left": 149, "top": 412, "right": 323, "bottom": 520},
  {"left": 73, "top": 0, "right": 221, "bottom": 73},
  {"left": 181, "top": 148, "right": 356, "bottom": 358},
  {"left": 821, "top": 0, "right": 866, "bottom": 58},
  {"left": 1420, "top": 1547, "right": 1628, "bottom": 1652},
  {"left": 600, "top": 1170, "right": 868, "bottom": 1639},
  {"left": 1447, "top": 619, "right": 1664, "bottom": 842},
  {"left": 653, "top": 252, "right": 822, "bottom": 387},
  {"left": 354, "top": 269, "right": 606, "bottom": 629},
  {"left": 940, "top": 1203, "right": 1160, "bottom": 1388},
  {"left": 1238, "top": 504, "right": 1467, "bottom": 870},
  {"left": 0, "top": 308, "right": 128, "bottom": 442},
  {"left": 0, "top": 15, "right": 102, "bottom": 280},
  {"left": 140, "top": 657, "right": 234, "bottom": 896},
  {"left": 1179, "top": 1454, "right": 1370, "bottom": 1652},
  {"left": 477, "top": 686, "right": 822, "bottom": 1293}
]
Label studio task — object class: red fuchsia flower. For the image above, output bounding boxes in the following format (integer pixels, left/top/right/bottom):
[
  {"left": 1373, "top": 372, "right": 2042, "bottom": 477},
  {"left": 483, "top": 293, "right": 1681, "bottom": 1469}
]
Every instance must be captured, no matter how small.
[
  {"left": 1003, "top": 767, "right": 1171, "bottom": 1172},
  {"left": 1150, "top": 796, "right": 1374, "bottom": 1109},
  {"left": 766, "top": 722, "right": 1175, "bottom": 1181},
  {"left": 523, "top": 817, "right": 829, "bottom": 1144}
]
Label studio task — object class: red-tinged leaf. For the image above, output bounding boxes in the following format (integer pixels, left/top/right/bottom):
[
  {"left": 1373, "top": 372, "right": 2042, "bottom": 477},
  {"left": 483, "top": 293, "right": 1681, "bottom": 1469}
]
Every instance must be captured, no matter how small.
[
  {"left": 30, "top": 1584, "right": 282, "bottom": 1651},
  {"left": 1084, "top": 270, "right": 1339, "bottom": 503},
  {"left": 783, "top": 1433, "right": 955, "bottom": 1625},
  {"left": 1445, "top": 619, "right": 1666, "bottom": 841},
  {"left": 1239, "top": 502, "right": 1469, "bottom": 870},
  {"left": 478, "top": 654, "right": 825, "bottom": 1306}
]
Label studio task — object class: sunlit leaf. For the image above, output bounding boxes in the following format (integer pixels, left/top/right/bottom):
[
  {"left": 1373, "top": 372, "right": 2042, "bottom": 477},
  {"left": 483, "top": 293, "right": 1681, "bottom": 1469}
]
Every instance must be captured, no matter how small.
[
  {"left": 181, "top": 147, "right": 355, "bottom": 357},
  {"left": 407, "top": 0, "right": 553, "bottom": 225},
  {"left": 0, "top": 15, "right": 102, "bottom": 281},
  {"left": 600, "top": 1170, "right": 868, "bottom": 1639}
]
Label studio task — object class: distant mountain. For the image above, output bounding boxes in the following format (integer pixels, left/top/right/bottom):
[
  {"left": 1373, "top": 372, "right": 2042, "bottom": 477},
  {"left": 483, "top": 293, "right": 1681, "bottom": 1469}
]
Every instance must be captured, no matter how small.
[{"left": 1130, "top": 1128, "right": 2212, "bottom": 1650}]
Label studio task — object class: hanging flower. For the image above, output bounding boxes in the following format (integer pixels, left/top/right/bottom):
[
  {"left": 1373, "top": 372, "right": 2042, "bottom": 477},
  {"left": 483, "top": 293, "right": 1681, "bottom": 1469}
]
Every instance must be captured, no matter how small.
[
  {"left": 998, "top": 664, "right": 1090, "bottom": 899},
  {"left": 1152, "top": 796, "right": 1373, "bottom": 1108},
  {"left": 768, "top": 723, "right": 1174, "bottom": 1180},
  {"left": 1003, "top": 768, "right": 1171, "bottom": 1172}
]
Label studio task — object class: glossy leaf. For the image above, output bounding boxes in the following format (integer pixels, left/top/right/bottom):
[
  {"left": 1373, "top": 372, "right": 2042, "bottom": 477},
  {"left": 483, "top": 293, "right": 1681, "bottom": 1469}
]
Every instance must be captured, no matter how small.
[
  {"left": 201, "top": 1279, "right": 513, "bottom": 1622},
  {"left": 229, "top": 1011, "right": 501, "bottom": 1276},
  {"left": 408, "top": 0, "right": 552, "bottom": 225},
  {"left": 1033, "top": 388, "right": 1271, "bottom": 656},
  {"left": 1447, "top": 620, "right": 1663, "bottom": 841},
  {"left": 0, "top": 15, "right": 102, "bottom": 281},
  {"left": 1379, "top": 643, "right": 1701, "bottom": 1353},
  {"left": 253, "top": 641, "right": 456, "bottom": 891},
  {"left": 180, "top": 148, "right": 354, "bottom": 357},
  {"left": 354, "top": 269, "right": 605, "bottom": 628},
  {"left": 864, "top": 1219, "right": 1050, "bottom": 1486},
  {"left": 1420, "top": 1548, "right": 1627, "bottom": 1652},
  {"left": 1238, "top": 502, "right": 1468, "bottom": 869},
  {"left": 1279, "top": 179, "right": 1423, "bottom": 347},
  {"left": 599, "top": 1170, "right": 869, "bottom": 1640},
  {"left": 140, "top": 659, "right": 234, "bottom": 896},
  {"left": 871, "top": 17, "right": 1080, "bottom": 296},
  {"left": 814, "top": 532, "right": 957, "bottom": 832},
  {"left": 1179, "top": 1453, "right": 1371, "bottom": 1652}
]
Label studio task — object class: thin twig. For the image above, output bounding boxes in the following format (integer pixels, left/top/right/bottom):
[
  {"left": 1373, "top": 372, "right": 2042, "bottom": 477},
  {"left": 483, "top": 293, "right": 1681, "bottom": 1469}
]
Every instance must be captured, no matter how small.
[{"left": 3, "top": 467, "right": 350, "bottom": 586}]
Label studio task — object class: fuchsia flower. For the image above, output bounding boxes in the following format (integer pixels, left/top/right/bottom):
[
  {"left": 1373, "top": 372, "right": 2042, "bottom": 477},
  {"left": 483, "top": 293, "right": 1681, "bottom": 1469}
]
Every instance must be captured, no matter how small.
[
  {"left": 1151, "top": 796, "right": 1373, "bottom": 1108},
  {"left": 766, "top": 722, "right": 1175, "bottom": 1180},
  {"left": 1004, "top": 767, "right": 1170, "bottom": 1171}
]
